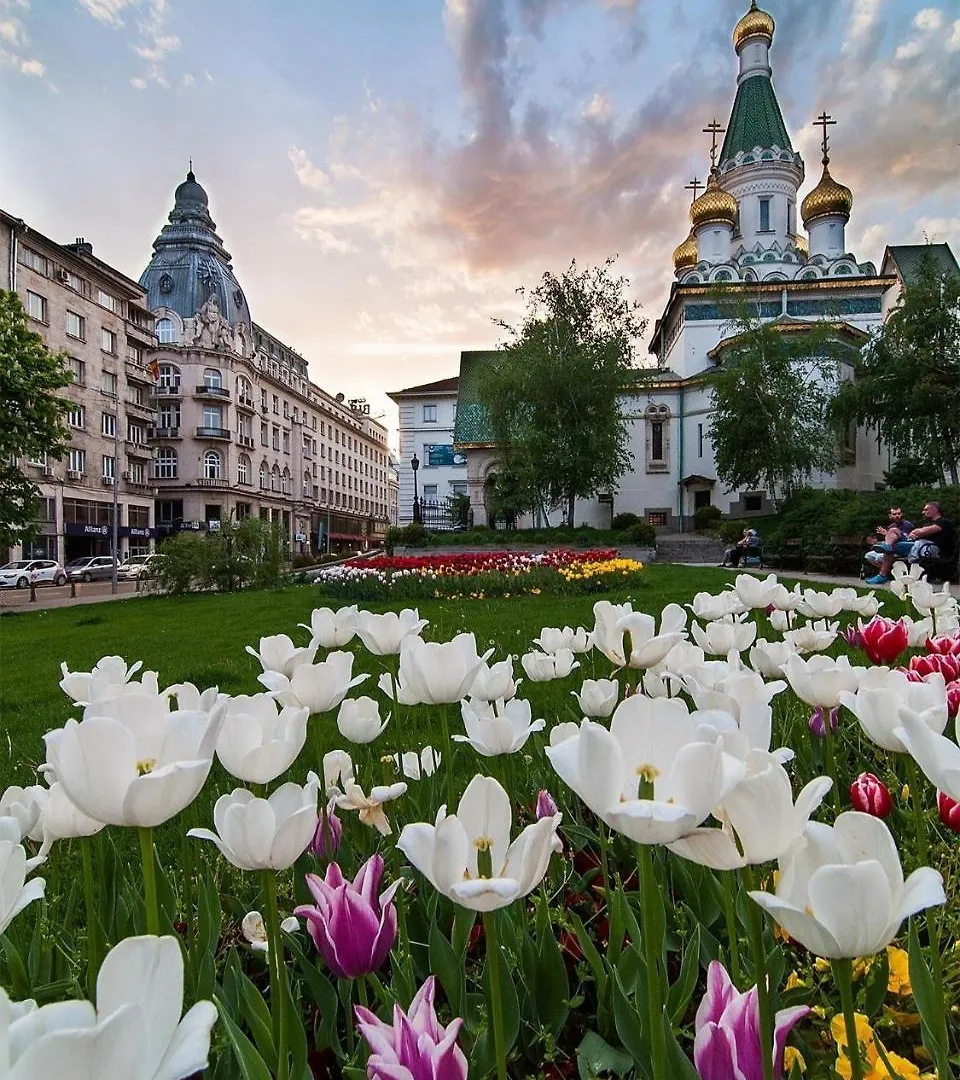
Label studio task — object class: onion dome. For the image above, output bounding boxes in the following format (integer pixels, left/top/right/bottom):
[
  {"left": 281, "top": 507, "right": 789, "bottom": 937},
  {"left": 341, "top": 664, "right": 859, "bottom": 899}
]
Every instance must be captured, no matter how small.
[
  {"left": 794, "top": 233, "right": 809, "bottom": 256},
  {"left": 673, "top": 230, "right": 699, "bottom": 271},
  {"left": 801, "top": 158, "right": 853, "bottom": 227},
  {"left": 733, "top": 1, "right": 775, "bottom": 51},
  {"left": 690, "top": 172, "right": 738, "bottom": 230}
]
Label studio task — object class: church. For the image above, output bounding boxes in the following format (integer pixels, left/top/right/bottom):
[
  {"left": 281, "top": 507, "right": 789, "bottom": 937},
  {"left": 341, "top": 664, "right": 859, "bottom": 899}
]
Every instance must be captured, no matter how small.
[{"left": 449, "top": 1, "right": 957, "bottom": 532}]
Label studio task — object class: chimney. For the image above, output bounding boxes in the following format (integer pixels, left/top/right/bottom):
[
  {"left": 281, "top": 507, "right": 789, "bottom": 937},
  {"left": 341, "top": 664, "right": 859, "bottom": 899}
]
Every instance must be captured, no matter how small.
[{"left": 65, "top": 237, "right": 94, "bottom": 256}]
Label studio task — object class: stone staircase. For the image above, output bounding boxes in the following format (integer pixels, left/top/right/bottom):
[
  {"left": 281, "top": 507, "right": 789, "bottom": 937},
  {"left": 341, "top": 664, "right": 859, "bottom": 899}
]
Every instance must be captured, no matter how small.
[{"left": 652, "top": 533, "right": 727, "bottom": 565}]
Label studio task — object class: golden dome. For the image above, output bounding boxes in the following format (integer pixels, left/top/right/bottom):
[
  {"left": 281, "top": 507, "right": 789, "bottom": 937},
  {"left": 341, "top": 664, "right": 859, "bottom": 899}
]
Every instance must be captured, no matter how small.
[
  {"left": 733, "top": 1, "right": 775, "bottom": 51},
  {"left": 794, "top": 233, "right": 809, "bottom": 256},
  {"left": 801, "top": 160, "right": 853, "bottom": 226},
  {"left": 690, "top": 173, "right": 738, "bottom": 230},
  {"left": 673, "top": 230, "right": 698, "bottom": 271}
]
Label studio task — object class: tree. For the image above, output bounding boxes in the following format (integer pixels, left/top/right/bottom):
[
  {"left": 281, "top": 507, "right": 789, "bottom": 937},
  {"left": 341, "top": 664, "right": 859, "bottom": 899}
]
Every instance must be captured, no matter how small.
[
  {"left": 834, "top": 250, "right": 960, "bottom": 484},
  {"left": 708, "top": 312, "right": 843, "bottom": 502},
  {"left": 477, "top": 259, "right": 647, "bottom": 528},
  {"left": 0, "top": 290, "right": 73, "bottom": 548}
]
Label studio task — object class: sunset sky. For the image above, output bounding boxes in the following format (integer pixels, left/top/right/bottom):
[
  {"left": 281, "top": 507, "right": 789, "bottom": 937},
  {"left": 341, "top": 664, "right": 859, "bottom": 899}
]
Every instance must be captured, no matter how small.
[{"left": 2, "top": 0, "right": 958, "bottom": 440}]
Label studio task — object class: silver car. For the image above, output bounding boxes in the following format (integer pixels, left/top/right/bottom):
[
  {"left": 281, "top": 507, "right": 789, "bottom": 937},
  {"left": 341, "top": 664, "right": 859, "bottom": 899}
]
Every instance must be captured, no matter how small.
[
  {"left": 117, "top": 553, "right": 162, "bottom": 580},
  {"left": 65, "top": 556, "right": 118, "bottom": 583},
  {"left": 0, "top": 559, "right": 68, "bottom": 588}
]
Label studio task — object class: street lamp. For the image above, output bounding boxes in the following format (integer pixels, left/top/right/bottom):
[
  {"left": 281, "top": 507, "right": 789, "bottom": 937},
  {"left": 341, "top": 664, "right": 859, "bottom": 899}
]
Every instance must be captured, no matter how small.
[
  {"left": 99, "top": 383, "right": 121, "bottom": 594},
  {"left": 411, "top": 453, "right": 421, "bottom": 524}
]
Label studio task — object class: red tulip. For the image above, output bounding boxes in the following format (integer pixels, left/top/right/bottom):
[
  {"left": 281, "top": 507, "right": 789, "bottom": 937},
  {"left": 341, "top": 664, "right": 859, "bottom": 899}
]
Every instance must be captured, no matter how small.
[
  {"left": 909, "top": 653, "right": 960, "bottom": 682},
  {"left": 926, "top": 633, "right": 960, "bottom": 656},
  {"left": 850, "top": 772, "right": 892, "bottom": 817},
  {"left": 947, "top": 681, "right": 960, "bottom": 720},
  {"left": 937, "top": 791, "right": 960, "bottom": 833},
  {"left": 859, "top": 616, "right": 909, "bottom": 666}
]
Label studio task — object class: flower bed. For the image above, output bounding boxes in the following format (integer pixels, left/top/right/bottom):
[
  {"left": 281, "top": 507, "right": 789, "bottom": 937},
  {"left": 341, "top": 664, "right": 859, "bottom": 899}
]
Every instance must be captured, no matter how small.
[{"left": 2, "top": 564, "right": 959, "bottom": 1080}]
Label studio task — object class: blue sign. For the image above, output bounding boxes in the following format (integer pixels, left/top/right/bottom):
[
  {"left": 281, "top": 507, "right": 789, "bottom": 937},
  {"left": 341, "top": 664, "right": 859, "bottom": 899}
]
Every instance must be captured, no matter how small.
[{"left": 425, "top": 444, "right": 466, "bottom": 468}]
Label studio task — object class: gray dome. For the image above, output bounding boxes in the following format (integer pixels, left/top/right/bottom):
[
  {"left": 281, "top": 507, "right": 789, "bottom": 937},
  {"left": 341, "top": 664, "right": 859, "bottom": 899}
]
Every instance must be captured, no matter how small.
[{"left": 140, "top": 170, "right": 252, "bottom": 336}]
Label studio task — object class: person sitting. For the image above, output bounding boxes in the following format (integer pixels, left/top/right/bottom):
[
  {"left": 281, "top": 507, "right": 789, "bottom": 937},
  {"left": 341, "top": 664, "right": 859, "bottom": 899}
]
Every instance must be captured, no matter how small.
[
  {"left": 722, "top": 528, "right": 760, "bottom": 568},
  {"left": 866, "top": 501, "right": 954, "bottom": 585},
  {"left": 863, "top": 506, "right": 914, "bottom": 574}
]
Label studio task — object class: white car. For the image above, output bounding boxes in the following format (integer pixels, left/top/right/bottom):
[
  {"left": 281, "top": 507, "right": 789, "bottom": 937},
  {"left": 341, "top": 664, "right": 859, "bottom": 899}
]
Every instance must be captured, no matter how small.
[
  {"left": 117, "top": 553, "right": 162, "bottom": 580},
  {"left": 0, "top": 559, "right": 68, "bottom": 589}
]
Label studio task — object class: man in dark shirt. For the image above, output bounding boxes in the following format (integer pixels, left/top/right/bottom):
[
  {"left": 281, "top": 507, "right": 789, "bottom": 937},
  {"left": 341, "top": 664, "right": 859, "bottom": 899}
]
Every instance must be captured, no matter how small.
[{"left": 867, "top": 500, "right": 954, "bottom": 584}]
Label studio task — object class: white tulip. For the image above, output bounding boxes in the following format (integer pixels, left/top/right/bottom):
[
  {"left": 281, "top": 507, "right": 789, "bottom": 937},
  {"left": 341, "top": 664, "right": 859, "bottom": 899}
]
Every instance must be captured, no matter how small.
[
  {"left": 749, "top": 638, "right": 797, "bottom": 678},
  {"left": 0, "top": 785, "right": 45, "bottom": 842},
  {"left": 0, "top": 934, "right": 218, "bottom": 1080},
  {"left": 683, "top": 666, "right": 786, "bottom": 722},
  {"left": 337, "top": 696, "right": 389, "bottom": 744},
  {"left": 322, "top": 749, "right": 354, "bottom": 793},
  {"left": 549, "top": 721, "right": 580, "bottom": 746},
  {"left": 572, "top": 678, "right": 619, "bottom": 718},
  {"left": 546, "top": 697, "right": 745, "bottom": 845},
  {"left": 831, "top": 588, "right": 879, "bottom": 618},
  {"left": 245, "top": 634, "right": 318, "bottom": 677},
  {"left": 689, "top": 591, "right": 746, "bottom": 621},
  {"left": 59, "top": 655, "right": 147, "bottom": 705},
  {"left": 732, "top": 573, "right": 782, "bottom": 611},
  {"left": 35, "top": 779, "right": 105, "bottom": 856},
  {"left": 535, "top": 626, "right": 591, "bottom": 654},
  {"left": 259, "top": 651, "right": 368, "bottom": 715},
  {"left": 783, "top": 619, "right": 839, "bottom": 654},
  {"left": 894, "top": 712, "right": 960, "bottom": 801},
  {"left": 521, "top": 649, "right": 578, "bottom": 682},
  {"left": 838, "top": 668, "right": 948, "bottom": 753},
  {"left": 396, "top": 633, "right": 493, "bottom": 705},
  {"left": 189, "top": 775, "right": 319, "bottom": 870},
  {"left": 618, "top": 604, "right": 688, "bottom": 669},
  {"left": 397, "top": 774, "right": 560, "bottom": 912},
  {"left": 162, "top": 681, "right": 224, "bottom": 714},
  {"left": 0, "top": 837, "right": 44, "bottom": 934},
  {"left": 299, "top": 604, "right": 360, "bottom": 648},
  {"left": 749, "top": 812, "right": 945, "bottom": 959},
  {"left": 889, "top": 560, "right": 926, "bottom": 600},
  {"left": 669, "top": 751, "right": 833, "bottom": 869},
  {"left": 376, "top": 670, "right": 421, "bottom": 705},
  {"left": 591, "top": 599, "right": 633, "bottom": 667},
  {"left": 241, "top": 910, "right": 300, "bottom": 954},
  {"left": 910, "top": 580, "right": 955, "bottom": 614},
  {"left": 51, "top": 695, "right": 224, "bottom": 828},
  {"left": 691, "top": 616, "right": 757, "bottom": 656},
  {"left": 216, "top": 694, "right": 310, "bottom": 784},
  {"left": 768, "top": 608, "right": 791, "bottom": 633},
  {"left": 770, "top": 583, "right": 804, "bottom": 612},
  {"left": 690, "top": 703, "right": 791, "bottom": 766},
  {"left": 796, "top": 589, "right": 845, "bottom": 619},
  {"left": 394, "top": 746, "right": 441, "bottom": 780},
  {"left": 900, "top": 615, "right": 939, "bottom": 649},
  {"left": 355, "top": 608, "right": 428, "bottom": 655},
  {"left": 332, "top": 778, "right": 407, "bottom": 836},
  {"left": 454, "top": 698, "right": 545, "bottom": 756},
  {"left": 469, "top": 656, "right": 518, "bottom": 702},
  {"left": 783, "top": 654, "right": 862, "bottom": 710}
]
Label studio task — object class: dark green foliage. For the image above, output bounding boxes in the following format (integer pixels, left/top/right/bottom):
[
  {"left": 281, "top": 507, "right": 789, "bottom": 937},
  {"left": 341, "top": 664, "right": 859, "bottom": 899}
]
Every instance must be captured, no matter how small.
[
  {"left": 619, "top": 521, "right": 656, "bottom": 546},
  {"left": 151, "top": 518, "right": 285, "bottom": 594},
  {"left": 447, "top": 491, "right": 471, "bottom": 529},
  {"left": 611, "top": 512, "right": 641, "bottom": 530},
  {"left": 692, "top": 504, "right": 724, "bottom": 532},
  {"left": 0, "top": 290, "right": 73, "bottom": 547},
  {"left": 883, "top": 453, "right": 947, "bottom": 489}
]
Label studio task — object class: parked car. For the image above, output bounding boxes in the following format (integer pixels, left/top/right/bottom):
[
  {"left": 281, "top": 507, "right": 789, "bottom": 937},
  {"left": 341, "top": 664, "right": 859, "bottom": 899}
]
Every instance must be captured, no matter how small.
[
  {"left": 65, "top": 556, "right": 118, "bottom": 583},
  {"left": 117, "top": 553, "right": 163, "bottom": 580},
  {"left": 0, "top": 559, "right": 68, "bottom": 588}
]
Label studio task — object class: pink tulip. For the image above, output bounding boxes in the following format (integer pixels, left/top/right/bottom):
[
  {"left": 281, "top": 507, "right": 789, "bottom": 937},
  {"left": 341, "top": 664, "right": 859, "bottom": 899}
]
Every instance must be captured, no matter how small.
[
  {"left": 938, "top": 791, "right": 960, "bottom": 833},
  {"left": 909, "top": 652, "right": 960, "bottom": 682},
  {"left": 295, "top": 853, "right": 399, "bottom": 979},
  {"left": 536, "top": 789, "right": 559, "bottom": 820},
  {"left": 858, "top": 616, "right": 908, "bottom": 666},
  {"left": 925, "top": 633, "right": 960, "bottom": 656},
  {"left": 849, "top": 772, "right": 892, "bottom": 818},
  {"left": 840, "top": 625, "right": 863, "bottom": 650},
  {"left": 355, "top": 975, "right": 467, "bottom": 1080},
  {"left": 310, "top": 798, "right": 342, "bottom": 859},
  {"left": 947, "top": 681, "right": 960, "bottom": 720},
  {"left": 694, "top": 961, "right": 809, "bottom": 1080},
  {"left": 808, "top": 706, "right": 839, "bottom": 738}
]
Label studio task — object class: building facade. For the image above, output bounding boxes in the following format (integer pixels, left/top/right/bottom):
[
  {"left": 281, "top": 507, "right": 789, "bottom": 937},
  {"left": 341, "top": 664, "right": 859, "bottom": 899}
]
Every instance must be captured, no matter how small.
[{"left": 1, "top": 211, "right": 159, "bottom": 565}]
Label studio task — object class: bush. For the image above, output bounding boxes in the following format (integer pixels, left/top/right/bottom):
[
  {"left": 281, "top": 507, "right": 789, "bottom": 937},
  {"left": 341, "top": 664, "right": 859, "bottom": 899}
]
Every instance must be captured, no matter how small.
[
  {"left": 693, "top": 504, "right": 724, "bottom": 532},
  {"left": 718, "top": 519, "right": 750, "bottom": 545},
  {"left": 619, "top": 521, "right": 656, "bottom": 546},
  {"left": 290, "top": 554, "right": 316, "bottom": 570},
  {"left": 611, "top": 512, "right": 641, "bottom": 530},
  {"left": 151, "top": 518, "right": 286, "bottom": 594}
]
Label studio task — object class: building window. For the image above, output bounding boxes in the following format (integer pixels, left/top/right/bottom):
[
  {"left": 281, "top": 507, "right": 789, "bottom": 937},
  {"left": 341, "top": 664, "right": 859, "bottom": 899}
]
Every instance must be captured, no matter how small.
[
  {"left": 203, "top": 450, "right": 222, "bottom": 480},
  {"left": 101, "top": 413, "right": 117, "bottom": 438},
  {"left": 758, "top": 198, "right": 771, "bottom": 232},
  {"left": 103, "top": 372, "right": 118, "bottom": 396},
  {"left": 236, "top": 502, "right": 251, "bottom": 520},
  {"left": 20, "top": 248, "right": 47, "bottom": 274},
  {"left": 68, "top": 449, "right": 86, "bottom": 473},
  {"left": 237, "top": 454, "right": 250, "bottom": 485},
  {"left": 156, "top": 318, "right": 176, "bottom": 344},
  {"left": 67, "top": 357, "right": 85, "bottom": 385},
  {"left": 271, "top": 465, "right": 281, "bottom": 492},
  {"left": 101, "top": 327, "right": 117, "bottom": 354},
  {"left": 127, "top": 344, "right": 143, "bottom": 365},
  {"left": 65, "top": 270, "right": 85, "bottom": 293},
  {"left": 743, "top": 494, "right": 763, "bottom": 512},
  {"left": 697, "top": 423, "right": 703, "bottom": 458},
  {"left": 282, "top": 467, "right": 290, "bottom": 494},
  {"left": 127, "top": 422, "right": 145, "bottom": 444},
  {"left": 154, "top": 447, "right": 178, "bottom": 479},
  {"left": 260, "top": 463, "right": 268, "bottom": 489},
  {"left": 260, "top": 422, "right": 268, "bottom": 446},
  {"left": 787, "top": 201, "right": 796, "bottom": 236},
  {"left": 158, "top": 402, "right": 180, "bottom": 429},
  {"left": 25, "top": 290, "right": 47, "bottom": 322},
  {"left": 423, "top": 404, "right": 437, "bottom": 423},
  {"left": 202, "top": 404, "right": 223, "bottom": 429},
  {"left": 648, "top": 511, "right": 668, "bottom": 527},
  {"left": 203, "top": 368, "right": 222, "bottom": 389},
  {"left": 97, "top": 289, "right": 120, "bottom": 314},
  {"left": 272, "top": 425, "right": 280, "bottom": 451},
  {"left": 272, "top": 394, "right": 279, "bottom": 415},
  {"left": 422, "top": 483, "right": 438, "bottom": 500},
  {"left": 66, "top": 405, "right": 85, "bottom": 429},
  {"left": 159, "top": 363, "right": 180, "bottom": 388},
  {"left": 66, "top": 311, "right": 84, "bottom": 339},
  {"left": 261, "top": 388, "right": 268, "bottom": 411},
  {"left": 130, "top": 461, "right": 146, "bottom": 485},
  {"left": 651, "top": 422, "right": 664, "bottom": 461},
  {"left": 282, "top": 430, "right": 290, "bottom": 454},
  {"left": 102, "top": 455, "right": 116, "bottom": 480},
  {"left": 283, "top": 400, "right": 290, "bottom": 419}
]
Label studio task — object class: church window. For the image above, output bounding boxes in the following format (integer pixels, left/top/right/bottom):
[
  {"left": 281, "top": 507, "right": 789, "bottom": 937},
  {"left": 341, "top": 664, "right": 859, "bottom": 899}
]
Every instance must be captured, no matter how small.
[
  {"left": 156, "top": 318, "right": 176, "bottom": 344},
  {"left": 834, "top": 265, "right": 853, "bottom": 276},
  {"left": 761, "top": 151, "right": 774, "bottom": 161},
  {"left": 697, "top": 424, "right": 704, "bottom": 458},
  {"left": 714, "top": 270, "right": 733, "bottom": 282},
  {"left": 652, "top": 423, "right": 664, "bottom": 460},
  {"left": 787, "top": 201, "right": 796, "bottom": 235},
  {"left": 800, "top": 270, "right": 818, "bottom": 280},
  {"left": 758, "top": 198, "right": 771, "bottom": 232},
  {"left": 743, "top": 270, "right": 758, "bottom": 282}
]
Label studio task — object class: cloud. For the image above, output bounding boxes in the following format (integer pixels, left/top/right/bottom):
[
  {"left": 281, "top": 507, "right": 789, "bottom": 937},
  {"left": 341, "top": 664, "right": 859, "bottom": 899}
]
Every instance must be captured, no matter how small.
[
  {"left": 0, "top": 17, "right": 23, "bottom": 43},
  {"left": 289, "top": 146, "right": 331, "bottom": 192},
  {"left": 582, "top": 90, "right": 613, "bottom": 120},
  {"left": 130, "top": 75, "right": 146, "bottom": 89},
  {"left": 0, "top": 1, "right": 44, "bottom": 77}
]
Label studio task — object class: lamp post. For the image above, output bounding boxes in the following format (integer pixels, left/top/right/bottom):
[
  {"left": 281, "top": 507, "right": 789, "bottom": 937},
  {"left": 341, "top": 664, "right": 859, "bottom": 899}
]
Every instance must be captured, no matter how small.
[
  {"left": 411, "top": 453, "right": 421, "bottom": 524},
  {"left": 100, "top": 383, "right": 121, "bottom": 594}
]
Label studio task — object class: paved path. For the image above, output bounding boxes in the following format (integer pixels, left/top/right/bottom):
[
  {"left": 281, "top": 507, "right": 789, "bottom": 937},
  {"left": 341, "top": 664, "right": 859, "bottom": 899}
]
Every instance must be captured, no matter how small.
[{"left": 0, "top": 580, "right": 143, "bottom": 613}]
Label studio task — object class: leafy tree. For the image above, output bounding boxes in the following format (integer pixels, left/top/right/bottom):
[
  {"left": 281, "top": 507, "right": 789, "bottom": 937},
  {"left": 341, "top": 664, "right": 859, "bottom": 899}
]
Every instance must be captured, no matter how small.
[
  {"left": 708, "top": 312, "right": 844, "bottom": 502},
  {"left": 834, "top": 250, "right": 960, "bottom": 484},
  {"left": 882, "top": 453, "right": 944, "bottom": 490},
  {"left": 477, "top": 258, "right": 647, "bottom": 528},
  {"left": 0, "top": 290, "right": 73, "bottom": 549}
]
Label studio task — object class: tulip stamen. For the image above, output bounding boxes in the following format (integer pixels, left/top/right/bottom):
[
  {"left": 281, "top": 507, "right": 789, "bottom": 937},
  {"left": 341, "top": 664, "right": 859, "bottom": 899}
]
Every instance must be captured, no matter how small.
[
  {"left": 475, "top": 837, "right": 494, "bottom": 879},
  {"left": 136, "top": 758, "right": 156, "bottom": 776}
]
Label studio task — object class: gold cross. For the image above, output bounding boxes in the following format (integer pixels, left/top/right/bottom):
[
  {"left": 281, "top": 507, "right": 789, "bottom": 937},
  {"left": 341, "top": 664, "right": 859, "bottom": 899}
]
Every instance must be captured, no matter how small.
[
  {"left": 813, "top": 111, "right": 836, "bottom": 161},
  {"left": 684, "top": 177, "right": 704, "bottom": 203},
  {"left": 703, "top": 119, "right": 725, "bottom": 168}
]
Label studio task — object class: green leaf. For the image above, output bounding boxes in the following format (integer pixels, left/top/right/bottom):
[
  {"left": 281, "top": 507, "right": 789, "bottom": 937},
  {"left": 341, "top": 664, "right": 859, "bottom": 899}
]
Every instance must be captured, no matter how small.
[
  {"left": 535, "top": 918, "right": 570, "bottom": 1036},
  {"left": 667, "top": 925, "right": 702, "bottom": 1026},
  {"left": 286, "top": 935, "right": 342, "bottom": 1055},
  {"left": 662, "top": 1012, "right": 701, "bottom": 1080},
  {"left": 568, "top": 911, "right": 607, "bottom": 995},
  {"left": 907, "top": 920, "right": 949, "bottom": 1061},
  {"left": 0, "top": 933, "right": 30, "bottom": 999},
  {"left": 429, "top": 917, "right": 464, "bottom": 1018},
  {"left": 862, "top": 947, "right": 889, "bottom": 1020},
  {"left": 611, "top": 968, "right": 648, "bottom": 1067},
  {"left": 214, "top": 996, "right": 274, "bottom": 1080},
  {"left": 576, "top": 1029, "right": 635, "bottom": 1079},
  {"left": 236, "top": 969, "right": 278, "bottom": 1071}
]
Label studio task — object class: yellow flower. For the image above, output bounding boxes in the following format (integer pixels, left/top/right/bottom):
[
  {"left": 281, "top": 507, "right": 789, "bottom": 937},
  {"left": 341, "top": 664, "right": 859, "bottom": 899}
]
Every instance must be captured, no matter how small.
[
  {"left": 882, "top": 1005, "right": 922, "bottom": 1029},
  {"left": 814, "top": 957, "right": 831, "bottom": 974},
  {"left": 785, "top": 971, "right": 807, "bottom": 991},
  {"left": 783, "top": 1046, "right": 806, "bottom": 1073},
  {"left": 886, "top": 946, "right": 910, "bottom": 996},
  {"left": 901, "top": 784, "right": 910, "bottom": 800}
]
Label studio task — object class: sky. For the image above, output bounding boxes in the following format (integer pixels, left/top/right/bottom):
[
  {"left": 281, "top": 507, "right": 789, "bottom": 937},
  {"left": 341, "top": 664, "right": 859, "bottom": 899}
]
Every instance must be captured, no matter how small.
[{"left": 2, "top": 0, "right": 959, "bottom": 442}]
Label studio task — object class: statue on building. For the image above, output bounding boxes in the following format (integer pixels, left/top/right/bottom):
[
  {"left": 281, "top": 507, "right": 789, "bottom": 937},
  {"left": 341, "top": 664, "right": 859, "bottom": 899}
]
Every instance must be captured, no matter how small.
[{"left": 192, "top": 293, "right": 223, "bottom": 349}]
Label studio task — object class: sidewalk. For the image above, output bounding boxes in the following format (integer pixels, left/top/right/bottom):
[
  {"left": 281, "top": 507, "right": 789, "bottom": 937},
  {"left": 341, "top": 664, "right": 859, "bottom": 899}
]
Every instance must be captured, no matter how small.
[{"left": 0, "top": 580, "right": 143, "bottom": 613}]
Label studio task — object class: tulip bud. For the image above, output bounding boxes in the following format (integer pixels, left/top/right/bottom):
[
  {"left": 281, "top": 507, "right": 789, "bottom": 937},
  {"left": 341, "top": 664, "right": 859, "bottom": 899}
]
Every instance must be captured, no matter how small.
[
  {"left": 858, "top": 616, "right": 909, "bottom": 666},
  {"left": 840, "top": 625, "right": 863, "bottom": 650},
  {"left": 947, "top": 681, "right": 960, "bottom": 720},
  {"left": 937, "top": 791, "right": 960, "bottom": 832},
  {"left": 310, "top": 799, "right": 342, "bottom": 859},
  {"left": 536, "top": 789, "right": 558, "bottom": 820},
  {"left": 849, "top": 772, "right": 892, "bottom": 818},
  {"left": 808, "top": 707, "right": 839, "bottom": 738}
]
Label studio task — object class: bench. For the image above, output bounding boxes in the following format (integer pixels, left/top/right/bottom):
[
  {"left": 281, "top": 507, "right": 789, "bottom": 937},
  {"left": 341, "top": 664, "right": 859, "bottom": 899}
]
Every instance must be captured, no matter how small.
[
  {"left": 773, "top": 538, "right": 804, "bottom": 571},
  {"left": 918, "top": 549, "right": 959, "bottom": 585}
]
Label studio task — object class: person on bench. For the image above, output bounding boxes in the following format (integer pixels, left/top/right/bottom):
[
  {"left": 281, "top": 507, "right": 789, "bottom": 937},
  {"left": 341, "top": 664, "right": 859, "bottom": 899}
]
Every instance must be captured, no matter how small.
[
  {"left": 721, "top": 528, "right": 760, "bottom": 568},
  {"left": 866, "top": 501, "right": 954, "bottom": 585},
  {"left": 863, "top": 506, "right": 914, "bottom": 575}
]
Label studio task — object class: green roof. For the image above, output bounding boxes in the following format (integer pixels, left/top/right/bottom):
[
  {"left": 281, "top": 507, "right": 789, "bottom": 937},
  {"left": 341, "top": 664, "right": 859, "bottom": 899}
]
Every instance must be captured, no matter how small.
[
  {"left": 719, "top": 74, "right": 793, "bottom": 166},
  {"left": 882, "top": 244, "right": 960, "bottom": 284},
  {"left": 453, "top": 350, "right": 501, "bottom": 446}
]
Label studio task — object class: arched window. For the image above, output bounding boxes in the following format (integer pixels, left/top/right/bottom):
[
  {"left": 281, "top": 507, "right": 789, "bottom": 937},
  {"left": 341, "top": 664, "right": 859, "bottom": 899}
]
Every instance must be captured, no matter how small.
[
  {"left": 834, "top": 264, "right": 854, "bottom": 276},
  {"left": 154, "top": 447, "right": 177, "bottom": 479},
  {"left": 743, "top": 269, "right": 758, "bottom": 282},
  {"left": 259, "top": 462, "right": 268, "bottom": 489},
  {"left": 203, "top": 450, "right": 222, "bottom": 480},
  {"left": 238, "top": 454, "right": 250, "bottom": 485},
  {"left": 237, "top": 375, "right": 252, "bottom": 400},
  {"left": 800, "top": 269, "right": 818, "bottom": 280},
  {"left": 282, "top": 467, "right": 291, "bottom": 494},
  {"left": 156, "top": 318, "right": 176, "bottom": 344},
  {"left": 714, "top": 269, "right": 733, "bottom": 282},
  {"left": 271, "top": 464, "right": 281, "bottom": 492},
  {"left": 203, "top": 368, "right": 222, "bottom": 389},
  {"left": 302, "top": 468, "right": 311, "bottom": 494},
  {"left": 158, "top": 362, "right": 180, "bottom": 389}
]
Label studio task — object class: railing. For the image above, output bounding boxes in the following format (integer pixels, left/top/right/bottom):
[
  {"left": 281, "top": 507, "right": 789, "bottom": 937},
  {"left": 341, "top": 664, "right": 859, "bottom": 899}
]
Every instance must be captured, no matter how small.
[
  {"left": 152, "top": 384, "right": 180, "bottom": 397},
  {"left": 195, "top": 477, "right": 229, "bottom": 488},
  {"left": 237, "top": 434, "right": 255, "bottom": 448},
  {"left": 126, "top": 396, "right": 155, "bottom": 415},
  {"left": 196, "top": 426, "right": 232, "bottom": 439},
  {"left": 125, "top": 440, "right": 151, "bottom": 456},
  {"left": 237, "top": 394, "right": 256, "bottom": 411},
  {"left": 148, "top": 426, "right": 180, "bottom": 439},
  {"left": 195, "top": 385, "right": 231, "bottom": 399}
]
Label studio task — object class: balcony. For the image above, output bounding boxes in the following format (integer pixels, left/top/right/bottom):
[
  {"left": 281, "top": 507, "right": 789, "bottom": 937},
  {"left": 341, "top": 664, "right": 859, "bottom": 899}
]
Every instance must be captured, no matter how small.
[
  {"left": 148, "top": 426, "right": 180, "bottom": 439},
  {"left": 236, "top": 394, "right": 256, "bottom": 413},
  {"left": 125, "top": 440, "right": 152, "bottom": 458},
  {"left": 237, "top": 434, "right": 255, "bottom": 449},
  {"left": 126, "top": 320, "right": 157, "bottom": 346},
  {"left": 196, "top": 426, "right": 232, "bottom": 440},
  {"left": 195, "top": 477, "right": 229, "bottom": 488},
  {"left": 125, "top": 358, "right": 153, "bottom": 384},
  {"left": 126, "top": 396, "right": 155, "bottom": 418},
  {"left": 152, "top": 384, "right": 180, "bottom": 397},
  {"left": 195, "top": 384, "right": 231, "bottom": 400}
]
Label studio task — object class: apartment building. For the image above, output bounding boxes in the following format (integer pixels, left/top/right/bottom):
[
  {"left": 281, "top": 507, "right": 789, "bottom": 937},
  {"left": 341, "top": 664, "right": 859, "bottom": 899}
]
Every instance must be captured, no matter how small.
[{"left": 1, "top": 210, "right": 158, "bottom": 564}]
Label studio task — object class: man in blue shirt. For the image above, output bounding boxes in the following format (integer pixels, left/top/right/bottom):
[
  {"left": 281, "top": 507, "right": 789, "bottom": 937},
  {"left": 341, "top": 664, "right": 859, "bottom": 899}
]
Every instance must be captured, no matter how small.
[
  {"left": 866, "top": 501, "right": 953, "bottom": 584},
  {"left": 863, "top": 506, "right": 913, "bottom": 575}
]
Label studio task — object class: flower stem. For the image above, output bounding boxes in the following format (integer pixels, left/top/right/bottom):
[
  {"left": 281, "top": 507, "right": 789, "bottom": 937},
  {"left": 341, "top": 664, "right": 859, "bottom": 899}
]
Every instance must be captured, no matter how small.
[
  {"left": 440, "top": 705, "right": 456, "bottom": 808},
  {"left": 637, "top": 842, "right": 666, "bottom": 1080},
  {"left": 721, "top": 871, "right": 742, "bottom": 987},
  {"left": 80, "top": 836, "right": 100, "bottom": 999},
  {"left": 263, "top": 869, "right": 289, "bottom": 1080},
  {"left": 832, "top": 958, "right": 865, "bottom": 1080},
  {"left": 482, "top": 910, "right": 508, "bottom": 1080},
  {"left": 741, "top": 866, "right": 774, "bottom": 1080},
  {"left": 821, "top": 714, "right": 843, "bottom": 813},
  {"left": 598, "top": 820, "right": 612, "bottom": 905},
  {"left": 138, "top": 826, "right": 160, "bottom": 936}
]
